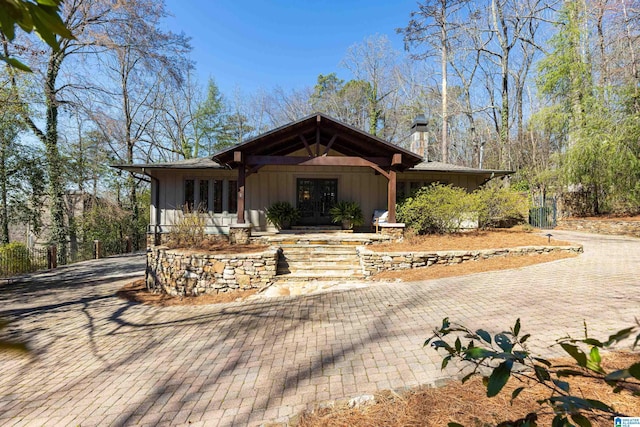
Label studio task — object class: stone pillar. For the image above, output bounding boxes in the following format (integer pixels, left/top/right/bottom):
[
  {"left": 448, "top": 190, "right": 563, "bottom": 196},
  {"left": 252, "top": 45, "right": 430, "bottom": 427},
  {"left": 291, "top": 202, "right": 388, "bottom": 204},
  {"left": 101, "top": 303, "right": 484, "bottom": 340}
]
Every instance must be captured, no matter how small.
[
  {"left": 379, "top": 223, "right": 405, "bottom": 242},
  {"left": 229, "top": 223, "right": 252, "bottom": 244}
]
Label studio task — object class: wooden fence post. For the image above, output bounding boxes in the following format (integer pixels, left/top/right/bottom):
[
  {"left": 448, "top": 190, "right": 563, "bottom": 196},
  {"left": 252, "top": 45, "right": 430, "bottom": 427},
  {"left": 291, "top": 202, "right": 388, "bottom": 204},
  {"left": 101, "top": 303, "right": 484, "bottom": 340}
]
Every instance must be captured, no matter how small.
[
  {"left": 47, "top": 245, "right": 57, "bottom": 269},
  {"left": 94, "top": 240, "right": 101, "bottom": 259},
  {"left": 126, "top": 236, "right": 132, "bottom": 253}
]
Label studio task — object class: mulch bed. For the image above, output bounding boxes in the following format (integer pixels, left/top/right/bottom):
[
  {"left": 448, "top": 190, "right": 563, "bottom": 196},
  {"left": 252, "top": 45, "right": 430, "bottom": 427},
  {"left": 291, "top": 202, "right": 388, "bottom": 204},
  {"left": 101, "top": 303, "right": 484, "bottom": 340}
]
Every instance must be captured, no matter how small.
[
  {"left": 372, "top": 251, "right": 578, "bottom": 282},
  {"left": 296, "top": 352, "right": 640, "bottom": 427},
  {"left": 116, "top": 279, "right": 257, "bottom": 307},
  {"left": 373, "top": 229, "right": 573, "bottom": 252}
]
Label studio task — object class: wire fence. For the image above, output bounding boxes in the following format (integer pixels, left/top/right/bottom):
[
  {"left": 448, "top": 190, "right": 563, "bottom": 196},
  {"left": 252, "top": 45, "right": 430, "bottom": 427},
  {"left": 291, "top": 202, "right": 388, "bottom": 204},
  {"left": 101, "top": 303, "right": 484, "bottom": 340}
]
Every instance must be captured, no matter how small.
[{"left": 0, "top": 235, "right": 146, "bottom": 280}]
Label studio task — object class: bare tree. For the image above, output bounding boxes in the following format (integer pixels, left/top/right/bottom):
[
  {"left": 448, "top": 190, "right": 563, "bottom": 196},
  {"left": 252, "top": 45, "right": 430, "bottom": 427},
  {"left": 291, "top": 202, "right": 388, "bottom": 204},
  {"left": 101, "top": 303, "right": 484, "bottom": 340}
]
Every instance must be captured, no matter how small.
[
  {"left": 400, "top": 0, "right": 470, "bottom": 163},
  {"left": 89, "top": 0, "right": 191, "bottom": 249},
  {"left": 341, "top": 34, "right": 400, "bottom": 137},
  {"left": 4, "top": 0, "right": 112, "bottom": 263}
]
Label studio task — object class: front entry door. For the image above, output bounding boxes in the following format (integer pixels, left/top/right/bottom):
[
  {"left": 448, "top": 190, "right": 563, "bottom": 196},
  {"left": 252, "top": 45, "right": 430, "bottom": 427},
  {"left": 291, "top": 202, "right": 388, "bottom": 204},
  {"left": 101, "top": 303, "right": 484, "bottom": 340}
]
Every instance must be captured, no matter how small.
[{"left": 296, "top": 178, "right": 338, "bottom": 225}]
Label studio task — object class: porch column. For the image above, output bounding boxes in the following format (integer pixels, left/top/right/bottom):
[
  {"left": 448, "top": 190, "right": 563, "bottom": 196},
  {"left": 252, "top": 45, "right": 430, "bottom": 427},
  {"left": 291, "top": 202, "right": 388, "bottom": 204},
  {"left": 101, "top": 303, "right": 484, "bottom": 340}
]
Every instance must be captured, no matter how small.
[
  {"left": 237, "top": 165, "right": 246, "bottom": 224},
  {"left": 387, "top": 169, "right": 396, "bottom": 223}
]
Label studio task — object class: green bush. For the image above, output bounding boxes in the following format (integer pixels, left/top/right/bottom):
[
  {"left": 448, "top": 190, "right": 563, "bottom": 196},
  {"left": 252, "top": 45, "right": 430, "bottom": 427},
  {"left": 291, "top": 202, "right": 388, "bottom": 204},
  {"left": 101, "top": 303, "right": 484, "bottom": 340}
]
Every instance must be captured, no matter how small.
[
  {"left": 474, "top": 185, "right": 527, "bottom": 229},
  {"left": 426, "top": 318, "right": 640, "bottom": 426},
  {"left": 329, "top": 201, "right": 364, "bottom": 229},
  {"left": 266, "top": 201, "right": 300, "bottom": 229},
  {"left": 0, "top": 242, "right": 32, "bottom": 276},
  {"left": 397, "top": 183, "right": 476, "bottom": 234}
]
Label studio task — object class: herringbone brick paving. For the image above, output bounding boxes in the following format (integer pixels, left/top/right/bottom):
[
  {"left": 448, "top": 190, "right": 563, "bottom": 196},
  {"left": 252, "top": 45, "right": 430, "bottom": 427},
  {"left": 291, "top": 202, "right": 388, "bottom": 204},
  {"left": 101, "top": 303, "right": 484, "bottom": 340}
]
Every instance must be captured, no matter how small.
[{"left": 0, "top": 231, "right": 638, "bottom": 426}]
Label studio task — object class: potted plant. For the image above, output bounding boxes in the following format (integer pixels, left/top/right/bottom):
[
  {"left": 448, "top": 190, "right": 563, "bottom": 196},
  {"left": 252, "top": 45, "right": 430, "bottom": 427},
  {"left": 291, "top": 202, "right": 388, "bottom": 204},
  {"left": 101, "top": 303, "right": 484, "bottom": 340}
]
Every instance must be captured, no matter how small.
[
  {"left": 265, "top": 201, "right": 300, "bottom": 230},
  {"left": 329, "top": 201, "right": 364, "bottom": 230}
]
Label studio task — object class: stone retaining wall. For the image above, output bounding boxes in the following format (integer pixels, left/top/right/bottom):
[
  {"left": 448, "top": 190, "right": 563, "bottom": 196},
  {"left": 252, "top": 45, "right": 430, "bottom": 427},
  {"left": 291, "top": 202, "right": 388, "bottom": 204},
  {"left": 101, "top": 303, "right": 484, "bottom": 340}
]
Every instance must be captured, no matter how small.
[
  {"left": 556, "top": 219, "right": 640, "bottom": 238},
  {"left": 357, "top": 245, "right": 583, "bottom": 276},
  {"left": 147, "top": 247, "right": 280, "bottom": 296}
]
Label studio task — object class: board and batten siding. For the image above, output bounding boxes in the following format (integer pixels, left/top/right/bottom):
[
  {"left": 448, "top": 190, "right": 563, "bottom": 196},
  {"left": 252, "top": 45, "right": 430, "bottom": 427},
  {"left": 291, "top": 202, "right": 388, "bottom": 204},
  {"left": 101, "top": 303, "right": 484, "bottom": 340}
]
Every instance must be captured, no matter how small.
[
  {"left": 151, "top": 166, "right": 388, "bottom": 233},
  {"left": 150, "top": 166, "right": 489, "bottom": 234}
]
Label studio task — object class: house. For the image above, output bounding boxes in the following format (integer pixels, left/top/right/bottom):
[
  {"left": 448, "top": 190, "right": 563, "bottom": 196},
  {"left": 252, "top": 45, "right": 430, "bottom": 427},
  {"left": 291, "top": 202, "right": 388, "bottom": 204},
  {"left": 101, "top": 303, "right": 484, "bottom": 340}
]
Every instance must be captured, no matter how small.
[{"left": 115, "top": 113, "right": 510, "bottom": 244}]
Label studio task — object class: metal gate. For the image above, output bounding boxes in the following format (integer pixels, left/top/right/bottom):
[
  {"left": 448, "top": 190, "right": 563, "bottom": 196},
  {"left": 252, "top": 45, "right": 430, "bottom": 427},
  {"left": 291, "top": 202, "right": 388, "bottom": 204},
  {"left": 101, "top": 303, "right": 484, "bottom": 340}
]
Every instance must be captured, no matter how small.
[{"left": 529, "top": 194, "right": 557, "bottom": 229}]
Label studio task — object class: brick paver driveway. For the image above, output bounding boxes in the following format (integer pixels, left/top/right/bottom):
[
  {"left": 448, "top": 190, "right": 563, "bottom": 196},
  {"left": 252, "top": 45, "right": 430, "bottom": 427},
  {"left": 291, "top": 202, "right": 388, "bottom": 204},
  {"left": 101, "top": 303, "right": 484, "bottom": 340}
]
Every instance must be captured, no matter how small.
[{"left": 0, "top": 231, "right": 638, "bottom": 426}]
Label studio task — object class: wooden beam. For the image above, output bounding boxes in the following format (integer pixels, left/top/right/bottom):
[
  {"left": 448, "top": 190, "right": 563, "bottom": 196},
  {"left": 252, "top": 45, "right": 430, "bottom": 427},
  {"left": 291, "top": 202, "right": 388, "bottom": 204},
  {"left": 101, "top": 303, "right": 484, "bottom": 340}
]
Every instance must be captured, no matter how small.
[
  {"left": 315, "top": 126, "right": 320, "bottom": 157},
  {"left": 237, "top": 166, "right": 246, "bottom": 224},
  {"left": 323, "top": 134, "right": 338, "bottom": 156},
  {"left": 233, "top": 151, "right": 243, "bottom": 163},
  {"left": 392, "top": 153, "right": 402, "bottom": 166},
  {"left": 245, "top": 165, "right": 264, "bottom": 177},
  {"left": 246, "top": 155, "right": 392, "bottom": 167},
  {"left": 299, "top": 135, "right": 314, "bottom": 157},
  {"left": 388, "top": 170, "right": 396, "bottom": 223}
]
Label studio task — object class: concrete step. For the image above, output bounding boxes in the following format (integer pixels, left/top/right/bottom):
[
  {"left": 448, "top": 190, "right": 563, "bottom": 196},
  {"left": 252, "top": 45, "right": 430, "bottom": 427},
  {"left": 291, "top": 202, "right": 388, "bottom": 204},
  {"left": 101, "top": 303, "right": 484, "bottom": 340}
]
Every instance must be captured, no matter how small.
[
  {"left": 279, "top": 246, "right": 360, "bottom": 254},
  {"left": 274, "top": 270, "right": 365, "bottom": 280},
  {"left": 277, "top": 260, "right": 358, "bottom": 268},
  {"left": 277, "top": 240, "right": 366, "bottom": 246},
  {"left": 279, "top": 255, "right": 359, "bottom": 262},
  {"left": 277, "top": 266, "right": 359, "bottom": 275}
]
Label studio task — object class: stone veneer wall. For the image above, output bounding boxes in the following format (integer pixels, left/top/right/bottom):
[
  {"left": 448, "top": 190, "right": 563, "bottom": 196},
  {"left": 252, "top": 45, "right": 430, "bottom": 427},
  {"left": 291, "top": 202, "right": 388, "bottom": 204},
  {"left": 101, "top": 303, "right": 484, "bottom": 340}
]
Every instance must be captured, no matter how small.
[
  {"left": 357, "top": 245, "right": 583, "bottom": 276},
  {"left": 147, "top": 247, "right": 280, "bottom": 296},
  {"left": 556, "top": 219, "right": 640, "bottom": 238}
]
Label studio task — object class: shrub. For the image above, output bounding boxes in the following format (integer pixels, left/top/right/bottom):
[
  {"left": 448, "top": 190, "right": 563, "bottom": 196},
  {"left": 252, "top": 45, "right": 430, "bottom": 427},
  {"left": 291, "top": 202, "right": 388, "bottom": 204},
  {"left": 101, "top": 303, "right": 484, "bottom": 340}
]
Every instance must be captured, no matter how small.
[
  {"left": 397, "top": 183, "right": 476, "bottom": 234},
  {"left": 426, "top": 318, "right": 640, "bottom": 426},
  {"left": 0, "top": 242, "right": 32, "bottom": 276},
  {"left": 167, "top": 206, "right": 207, "bottom": 248},
  {"left": 475, "top": 185, "right": 527, "bottom": 229}
]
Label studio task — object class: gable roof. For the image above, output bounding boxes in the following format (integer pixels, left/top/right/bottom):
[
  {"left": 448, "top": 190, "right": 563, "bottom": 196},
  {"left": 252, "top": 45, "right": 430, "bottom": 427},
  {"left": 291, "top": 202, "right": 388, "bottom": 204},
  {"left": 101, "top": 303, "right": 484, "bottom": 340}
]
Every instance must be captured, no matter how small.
[{"left": 211, "top": 112, "right": 424, "bottom": 170}]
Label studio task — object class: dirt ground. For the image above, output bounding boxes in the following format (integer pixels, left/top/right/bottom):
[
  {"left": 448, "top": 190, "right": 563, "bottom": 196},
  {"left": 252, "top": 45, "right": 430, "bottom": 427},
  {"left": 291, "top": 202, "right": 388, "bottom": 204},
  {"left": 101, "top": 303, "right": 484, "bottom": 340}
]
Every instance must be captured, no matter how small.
[
  {"left": 116, "top": 280, "right": 257, "bottom": 306},
  {"left": 296, "top": 352, "right": 640, "bottom": 427},
  {"left": 374, "top": 229, "right": 573, "bottom": 252},
  {"left": 373, "top": 251, "right": 578, "bottom": 282},
  {"left": 564, "top": 215, "right": 640, "bottom": 221}
]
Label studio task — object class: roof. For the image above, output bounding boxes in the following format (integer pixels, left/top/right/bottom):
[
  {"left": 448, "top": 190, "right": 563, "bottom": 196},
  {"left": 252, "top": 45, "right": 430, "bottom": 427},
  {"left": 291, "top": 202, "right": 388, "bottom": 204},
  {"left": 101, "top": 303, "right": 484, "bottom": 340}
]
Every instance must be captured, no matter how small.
[
  {"left": 211, "top": 112, "right": 424, "bottom": 170},
  {"left": 409, "top": 161, "right": 512, "bottom": 176},
  {"left": 112, "top": 157, "right": 224, "bottom": 174},
  {"left": 111, "top": 115, "right": 513, "bottom": 178}
]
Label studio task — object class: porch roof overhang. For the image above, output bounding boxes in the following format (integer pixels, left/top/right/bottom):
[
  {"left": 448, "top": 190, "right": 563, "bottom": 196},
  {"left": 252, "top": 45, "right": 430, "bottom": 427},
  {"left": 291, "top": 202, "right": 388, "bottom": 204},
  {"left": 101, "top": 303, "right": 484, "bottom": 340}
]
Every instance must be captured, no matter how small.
[
  {"left": 211, "top": 113, "right": 423, "bottom": 171},
  {"left": 409, "top": 161, "right": 513, "bottom": 180},
  {"left": 112, "top": 157, "right": 224, "bottom": 174}
]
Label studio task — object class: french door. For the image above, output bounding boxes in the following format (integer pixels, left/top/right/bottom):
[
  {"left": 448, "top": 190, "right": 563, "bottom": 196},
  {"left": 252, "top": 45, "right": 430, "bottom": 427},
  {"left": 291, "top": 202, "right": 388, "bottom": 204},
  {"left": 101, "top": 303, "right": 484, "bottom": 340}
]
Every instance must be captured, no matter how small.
[{"left": 296, "top": 178, "right": 338, "bottom": 225}]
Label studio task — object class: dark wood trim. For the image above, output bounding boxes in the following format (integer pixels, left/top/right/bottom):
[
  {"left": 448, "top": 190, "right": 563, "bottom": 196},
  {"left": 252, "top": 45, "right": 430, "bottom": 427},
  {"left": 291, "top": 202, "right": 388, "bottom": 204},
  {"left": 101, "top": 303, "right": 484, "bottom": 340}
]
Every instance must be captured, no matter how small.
[
  {"left": 392, "top": 153, "right": 402, "bottom": 166},
  {"left": 315, "top": 126, "right": 320, "bottom": 157},
  {"left": 323, "top": 134, "right": 338, "bottom": 156},
  {"left": 299, "top": 135, "right": 313, "bottom": 157},
  {"left": 246, "top": 155, "right": 392, "bottom": 167},
  {"left": 388, "top": 170, "right": 396, "bottom": 223},
  {"left": 245, "top": 165, "right": 264, "bottom": 177},
  {"left": 237, "top": 165, "right": 246, "bottom": 223}
]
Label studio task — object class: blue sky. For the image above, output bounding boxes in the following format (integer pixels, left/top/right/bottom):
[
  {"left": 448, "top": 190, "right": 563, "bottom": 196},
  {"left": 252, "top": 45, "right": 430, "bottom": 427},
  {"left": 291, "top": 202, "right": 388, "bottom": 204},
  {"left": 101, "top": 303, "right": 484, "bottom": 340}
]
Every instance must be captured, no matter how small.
[{"left": 164, "top": 0, "right": 419, "bottom": 95}]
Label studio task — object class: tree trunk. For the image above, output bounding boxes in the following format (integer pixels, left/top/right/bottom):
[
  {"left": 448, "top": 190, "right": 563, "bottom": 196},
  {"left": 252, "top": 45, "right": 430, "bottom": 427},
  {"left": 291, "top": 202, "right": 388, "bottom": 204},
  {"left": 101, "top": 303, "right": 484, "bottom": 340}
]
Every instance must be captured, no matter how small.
[
  {"left": 44, "top": 52, "right": 68, "bottom": 264},
  {"left": 0, "top": 141, "right": 8, "bottom": 244},
  {"left": 441, "top": 24, "right": 448, "bottom": 164}
]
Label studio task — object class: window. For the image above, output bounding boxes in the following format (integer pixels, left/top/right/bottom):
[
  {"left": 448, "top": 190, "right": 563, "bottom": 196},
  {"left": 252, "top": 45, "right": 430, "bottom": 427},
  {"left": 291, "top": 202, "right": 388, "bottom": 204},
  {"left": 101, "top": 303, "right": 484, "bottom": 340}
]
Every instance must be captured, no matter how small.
[
  {"left": 184, "top": 179, "right": 238, "bottom": 214},
  {"left": 184, "top": 179, "right": 195, "bottom": 211},
  {"left": 198, "top": 180, "right": 209, "bottom": 212},
  {"left": 184, "top": 179, "right": 209, "bottom": 212},
  {"left": 228, "top": 180, "right": 237, "bottom": 214},
  {"left": 213, "top": 180, "right": 223, "bottom": 213}
]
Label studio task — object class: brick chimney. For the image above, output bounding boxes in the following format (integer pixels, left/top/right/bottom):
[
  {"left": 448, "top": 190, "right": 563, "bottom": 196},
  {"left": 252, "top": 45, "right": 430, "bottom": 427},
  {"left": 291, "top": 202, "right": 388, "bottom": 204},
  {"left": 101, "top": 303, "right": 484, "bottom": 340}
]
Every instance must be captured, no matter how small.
[{"left": 409, "top": 114, "right": 429, "bottom": 161}]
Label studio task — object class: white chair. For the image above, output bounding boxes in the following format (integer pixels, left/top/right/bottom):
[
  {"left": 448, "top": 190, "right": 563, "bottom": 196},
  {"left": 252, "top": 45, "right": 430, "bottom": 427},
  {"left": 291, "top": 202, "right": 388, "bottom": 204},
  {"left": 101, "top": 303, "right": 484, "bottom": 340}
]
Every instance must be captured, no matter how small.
[{"left": 372, "top": 210, "right": 388, "bottom": 233}]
